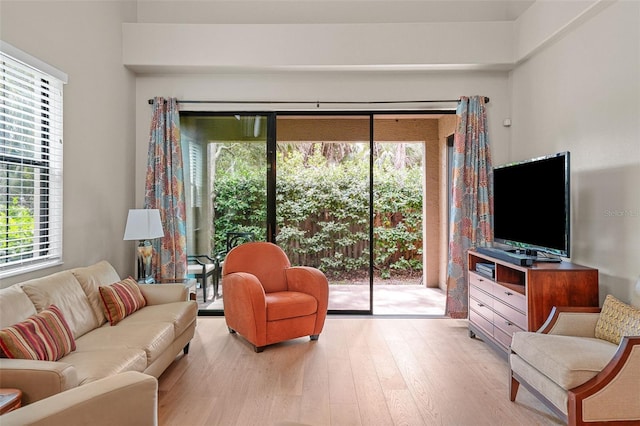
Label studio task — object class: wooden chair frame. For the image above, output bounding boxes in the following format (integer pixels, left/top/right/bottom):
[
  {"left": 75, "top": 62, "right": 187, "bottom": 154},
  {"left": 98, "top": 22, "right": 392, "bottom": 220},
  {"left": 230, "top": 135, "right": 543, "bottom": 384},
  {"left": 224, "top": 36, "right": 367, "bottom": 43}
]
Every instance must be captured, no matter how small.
[{"left": 510, "top": 306, "right": 640, "bottom": 425}]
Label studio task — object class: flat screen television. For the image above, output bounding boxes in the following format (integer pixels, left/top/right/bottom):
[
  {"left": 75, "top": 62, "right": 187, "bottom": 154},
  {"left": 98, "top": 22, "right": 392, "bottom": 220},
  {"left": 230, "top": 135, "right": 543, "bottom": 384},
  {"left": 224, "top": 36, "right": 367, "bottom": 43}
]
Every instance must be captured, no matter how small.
[{"left": 493, "top": 151, "right": 570, "bottom": 258}]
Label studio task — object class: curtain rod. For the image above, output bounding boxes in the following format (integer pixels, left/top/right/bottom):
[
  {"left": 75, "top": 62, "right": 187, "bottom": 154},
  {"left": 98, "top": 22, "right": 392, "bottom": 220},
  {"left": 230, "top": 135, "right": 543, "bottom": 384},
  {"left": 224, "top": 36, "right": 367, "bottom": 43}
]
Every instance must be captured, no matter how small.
[{"left": 147, "top": 97, "right": 489, "bottom": 106}]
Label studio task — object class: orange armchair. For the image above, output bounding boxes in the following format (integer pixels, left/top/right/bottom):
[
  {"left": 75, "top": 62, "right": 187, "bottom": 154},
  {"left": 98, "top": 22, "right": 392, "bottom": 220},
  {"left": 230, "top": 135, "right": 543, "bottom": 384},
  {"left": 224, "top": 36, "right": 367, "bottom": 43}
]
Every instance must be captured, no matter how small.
[{"left": 221, "top": 242, "right": 329, "bottom": 352}]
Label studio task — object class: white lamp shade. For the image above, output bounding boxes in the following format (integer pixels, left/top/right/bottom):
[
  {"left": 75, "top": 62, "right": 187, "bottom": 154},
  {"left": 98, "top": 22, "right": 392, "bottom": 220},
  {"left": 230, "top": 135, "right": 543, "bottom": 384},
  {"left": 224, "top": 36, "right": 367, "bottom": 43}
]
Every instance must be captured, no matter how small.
[{"left": 123, "top": 209, "right": 164, "bottom": 241}]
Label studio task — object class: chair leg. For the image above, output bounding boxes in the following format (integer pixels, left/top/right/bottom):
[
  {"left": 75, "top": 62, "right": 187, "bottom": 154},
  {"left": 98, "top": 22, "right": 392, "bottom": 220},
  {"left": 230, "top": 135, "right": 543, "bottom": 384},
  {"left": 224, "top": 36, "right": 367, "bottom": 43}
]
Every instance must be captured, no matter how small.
[
  {"left": 510, "top": 373, "right": 520, "bottom": 401},
  {"left": 254, "top": 345, "right": 264, "bottom": 353},
  {"left": 183, "top": 343, "right": 190, "bottom": 355},
  {"left": 201, "top": 277, "right": 207, "bottom": 302},
  {"left": 310, "top": 334, "right": 319, "bottom": 341},
  {"left": 213, "top": 272, "right": 219, "bottom": 299}
]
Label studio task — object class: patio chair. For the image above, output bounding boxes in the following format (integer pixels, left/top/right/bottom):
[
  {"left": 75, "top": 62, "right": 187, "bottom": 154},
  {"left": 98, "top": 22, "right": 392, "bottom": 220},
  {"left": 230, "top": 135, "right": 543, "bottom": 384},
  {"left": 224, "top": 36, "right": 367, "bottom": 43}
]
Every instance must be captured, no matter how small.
[{"left": 187, "top": 254, "right": 217, "bottom": 302}]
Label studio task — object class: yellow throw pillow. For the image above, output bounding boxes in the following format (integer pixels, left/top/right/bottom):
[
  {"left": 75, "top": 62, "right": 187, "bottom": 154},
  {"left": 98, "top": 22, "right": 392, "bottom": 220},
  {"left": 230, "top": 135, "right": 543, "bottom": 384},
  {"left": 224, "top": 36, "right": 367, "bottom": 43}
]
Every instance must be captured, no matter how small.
[
  {"left": 0, "top": 305, "right": 76, "bottom": 361},
  {"left": 98, "top": 277, "right": 147, "bottom": 325},
  {"left": 595, "top": 294, "right": 640, "bottom": 345}
]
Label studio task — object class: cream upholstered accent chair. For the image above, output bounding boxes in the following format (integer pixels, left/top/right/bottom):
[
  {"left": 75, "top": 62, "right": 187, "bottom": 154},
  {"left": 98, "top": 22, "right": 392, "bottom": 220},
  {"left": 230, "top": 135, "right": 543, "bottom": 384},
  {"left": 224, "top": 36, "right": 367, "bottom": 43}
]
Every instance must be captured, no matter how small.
[{"left": 509, "top": 279, "right": 640, "bottom": 426}]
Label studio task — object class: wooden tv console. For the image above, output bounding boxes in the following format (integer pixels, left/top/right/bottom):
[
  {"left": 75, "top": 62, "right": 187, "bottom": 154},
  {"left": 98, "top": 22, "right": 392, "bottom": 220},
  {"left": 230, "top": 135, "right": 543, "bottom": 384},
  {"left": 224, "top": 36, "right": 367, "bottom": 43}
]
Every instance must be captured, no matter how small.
[{"left": 467, "top": 250, "right": 599, "bottom": 354}]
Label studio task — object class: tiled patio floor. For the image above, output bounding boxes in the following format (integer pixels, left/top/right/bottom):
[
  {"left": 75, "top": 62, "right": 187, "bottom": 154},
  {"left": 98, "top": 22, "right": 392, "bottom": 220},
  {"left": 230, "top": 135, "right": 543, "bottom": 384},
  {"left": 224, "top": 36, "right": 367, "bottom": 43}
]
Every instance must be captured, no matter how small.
[{"left": 195, "top": 283, "right": 446, "bottom": 316}]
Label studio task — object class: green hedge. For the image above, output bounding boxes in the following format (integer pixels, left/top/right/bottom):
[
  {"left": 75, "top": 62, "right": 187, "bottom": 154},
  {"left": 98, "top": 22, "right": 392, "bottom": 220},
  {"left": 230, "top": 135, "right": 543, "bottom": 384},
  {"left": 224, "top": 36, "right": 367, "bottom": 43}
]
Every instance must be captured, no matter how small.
[{"left": 213, "top": 144, "right": 422, "bottom": 278}]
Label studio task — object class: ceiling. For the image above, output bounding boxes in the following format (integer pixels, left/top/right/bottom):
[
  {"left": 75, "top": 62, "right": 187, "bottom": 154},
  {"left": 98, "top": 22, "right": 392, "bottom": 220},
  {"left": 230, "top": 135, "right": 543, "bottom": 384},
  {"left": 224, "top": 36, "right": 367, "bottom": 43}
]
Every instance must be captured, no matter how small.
[{"left": 136, "top": 0, "right": 536, "bottom": 24}]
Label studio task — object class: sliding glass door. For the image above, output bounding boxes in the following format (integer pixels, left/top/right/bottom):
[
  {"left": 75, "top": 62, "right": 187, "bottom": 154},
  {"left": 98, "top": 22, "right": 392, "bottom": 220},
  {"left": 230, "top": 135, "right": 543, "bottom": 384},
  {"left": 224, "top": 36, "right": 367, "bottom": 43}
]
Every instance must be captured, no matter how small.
[
  {"left": 276, "top": 114, "right": 373, "bottom": 313},
  {"left": 181, "top": 111, "right": 450, "bottom": 316},
  {"left": 181, "top": 113, "right": 270, "bottom": 312}
]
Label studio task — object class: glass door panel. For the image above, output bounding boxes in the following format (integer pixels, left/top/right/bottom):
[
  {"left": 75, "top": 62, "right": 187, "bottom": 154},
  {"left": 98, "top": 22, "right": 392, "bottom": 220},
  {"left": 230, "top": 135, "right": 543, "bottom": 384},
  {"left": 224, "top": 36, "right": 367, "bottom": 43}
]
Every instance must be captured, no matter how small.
[
  {"left": 181, "top": 114, "right": 268, "bottom": 313},
  {"left": 275, "top": 115, "right": 372, "bottom": 313},
  {"left": 372, "top": 114, "right": 445, "bottom": 315}
]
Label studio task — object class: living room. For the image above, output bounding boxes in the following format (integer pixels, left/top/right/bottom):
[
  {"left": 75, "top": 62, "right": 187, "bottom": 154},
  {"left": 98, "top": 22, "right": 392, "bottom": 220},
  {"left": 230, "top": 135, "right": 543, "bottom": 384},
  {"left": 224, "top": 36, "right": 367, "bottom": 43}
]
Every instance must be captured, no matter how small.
[{"left": 1, "top": 0, "right": 639, "bottom": 424}]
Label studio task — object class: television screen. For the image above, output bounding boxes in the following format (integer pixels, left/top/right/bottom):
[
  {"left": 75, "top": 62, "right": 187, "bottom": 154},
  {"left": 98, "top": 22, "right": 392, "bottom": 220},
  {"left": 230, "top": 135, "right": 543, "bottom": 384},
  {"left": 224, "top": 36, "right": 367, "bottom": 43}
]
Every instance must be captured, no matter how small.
[{"left": 493, "top": 152, "right": 570, "bottom": 257}]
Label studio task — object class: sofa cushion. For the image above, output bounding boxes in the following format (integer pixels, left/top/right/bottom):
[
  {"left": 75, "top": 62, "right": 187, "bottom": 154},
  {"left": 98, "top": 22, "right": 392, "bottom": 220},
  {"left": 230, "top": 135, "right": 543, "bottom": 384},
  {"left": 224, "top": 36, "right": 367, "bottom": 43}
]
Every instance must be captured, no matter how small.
[
  {"left": 117, "top": 301, "right": 198, "bottom": 338},
  {"left": 265, "top": 291, "right": 318, "bottom": 321},
  {"left": 20, "top": 271, "right": 99, "bottom": 339},
  {"left": 595, "top": 294, "right": 640, "bottom": 345},
  {"left": 511, "top": 332, "right": 618, "bottom": 390},
  {"left": 0, "top": 305, "right": 76, "bottom": 361},
  {"left": 59, "top": 349, "right": 148, "bottom": 385},
  {"left": 71, "top": 261, "right": 121, "bottom": 326},
  {"left": 0, "top": 285, "right": 37, "bottom": 329},
  {"left": 74, "top": 322, "right": 174, "bottom": 366},
  {"left": 99, "top": 278, "right": 147, "bottom": 326}
]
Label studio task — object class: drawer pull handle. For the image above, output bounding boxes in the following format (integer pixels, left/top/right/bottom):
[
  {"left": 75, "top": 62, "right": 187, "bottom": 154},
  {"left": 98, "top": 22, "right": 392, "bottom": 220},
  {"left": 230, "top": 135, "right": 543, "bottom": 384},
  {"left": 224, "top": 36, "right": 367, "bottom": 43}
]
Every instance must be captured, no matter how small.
[
  {"left": 505, "top": 291, "right": 513, "bottom": 296},
  {"left": 506, "top": 321, "right": 513, "bottom": 326},
  {"left": 477, "top": 303, "right": 485, "bottom": 307}
]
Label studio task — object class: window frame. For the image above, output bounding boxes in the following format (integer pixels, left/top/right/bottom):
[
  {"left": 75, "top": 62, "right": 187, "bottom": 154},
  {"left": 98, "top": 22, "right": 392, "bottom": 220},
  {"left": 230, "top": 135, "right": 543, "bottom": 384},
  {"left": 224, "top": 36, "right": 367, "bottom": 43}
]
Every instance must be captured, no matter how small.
[{"left": 0, "top": 42, "right": 67, "bottom": 279}]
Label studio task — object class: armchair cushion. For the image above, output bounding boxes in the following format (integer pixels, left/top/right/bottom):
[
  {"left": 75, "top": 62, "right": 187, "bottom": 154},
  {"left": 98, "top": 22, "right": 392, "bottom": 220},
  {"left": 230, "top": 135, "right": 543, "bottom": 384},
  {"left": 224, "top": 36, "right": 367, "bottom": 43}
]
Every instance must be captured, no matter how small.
[
  {"left": 187, "top": 262, "right": 216, "bottom": 276},
  {"left": 0, "top": 305, "right": 76, "bottom": 361},
  {"left": 511, "top": 332, "right": 618, "bottom": 390},
  {"left": 265, "top": 291, "right": 318, "bottom": 322},
  {"left": 595, "top": 294, "right": 640, "bottom": 345}
]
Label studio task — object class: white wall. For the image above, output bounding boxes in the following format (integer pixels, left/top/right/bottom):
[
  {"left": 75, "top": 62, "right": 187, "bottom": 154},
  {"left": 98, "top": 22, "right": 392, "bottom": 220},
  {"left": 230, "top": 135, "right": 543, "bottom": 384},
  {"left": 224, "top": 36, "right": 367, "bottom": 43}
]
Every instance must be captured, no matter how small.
[
  {"left": 123, "top": 22, "right": 514, "bottom": 72},
  {"left": 510, "top": 1, "right": 640, "bottom": 303},
  {"left": 0, "top": 1, "right": 138, "bottom": 286},
  {"left": 3, "top": 0, "right": 637, "bottom": 305}
]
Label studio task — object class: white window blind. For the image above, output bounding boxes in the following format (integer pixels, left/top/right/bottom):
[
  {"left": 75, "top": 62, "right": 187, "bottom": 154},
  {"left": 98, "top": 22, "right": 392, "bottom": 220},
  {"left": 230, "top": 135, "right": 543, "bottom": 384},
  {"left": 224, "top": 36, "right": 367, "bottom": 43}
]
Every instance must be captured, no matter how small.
[
  {"left": 1, "top": 46, "right": 65, "bottom": 278},
  {"left": 189, "top": 142, "right": 203, "bottom": 208}
]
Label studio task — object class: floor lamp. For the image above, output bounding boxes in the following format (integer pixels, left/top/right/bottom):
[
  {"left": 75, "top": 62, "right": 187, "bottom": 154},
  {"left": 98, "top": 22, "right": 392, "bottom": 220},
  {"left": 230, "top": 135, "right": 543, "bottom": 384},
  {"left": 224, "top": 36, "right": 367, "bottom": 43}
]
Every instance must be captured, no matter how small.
[{"left": 123, "top": 209, "right": 164, "bottom": 283}]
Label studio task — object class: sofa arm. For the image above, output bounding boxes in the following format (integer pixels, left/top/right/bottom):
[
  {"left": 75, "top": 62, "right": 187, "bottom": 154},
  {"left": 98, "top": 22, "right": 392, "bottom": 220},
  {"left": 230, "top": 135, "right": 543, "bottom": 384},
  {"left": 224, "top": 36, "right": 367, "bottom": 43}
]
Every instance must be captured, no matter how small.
[
  {"left": 139, "top": 283, "right": 188, "bottom": 305},
  {"left": 568, "top": 336, "right": 640, "bottom": 424},
  {"left": 0, "top": 359, "right": 79, "bottom": 405},
  {"left": 538, "top": 306, "right": 601, "bottom": 337},
  {"left": 1, "top": 371, "right": 158, "bottom": 426}
]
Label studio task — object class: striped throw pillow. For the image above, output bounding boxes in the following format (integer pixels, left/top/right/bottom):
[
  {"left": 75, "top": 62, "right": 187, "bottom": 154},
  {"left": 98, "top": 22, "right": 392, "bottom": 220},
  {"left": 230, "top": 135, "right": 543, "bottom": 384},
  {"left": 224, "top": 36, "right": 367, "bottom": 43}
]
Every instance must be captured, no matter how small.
[
  {"left": 0, "top": 305, "right": 76, "bottom": 361},
  {"left": 99, "top": 277, "right": 147, "bottom": 325}
]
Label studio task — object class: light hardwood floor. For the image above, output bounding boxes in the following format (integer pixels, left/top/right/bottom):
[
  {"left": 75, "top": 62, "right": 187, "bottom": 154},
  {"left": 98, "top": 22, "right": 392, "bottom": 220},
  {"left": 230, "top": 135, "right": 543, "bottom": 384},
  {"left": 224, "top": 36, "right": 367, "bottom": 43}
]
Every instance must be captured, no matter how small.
[
  {"left": 158, "top": 317, "right": 562, "bottom": 426},
  {"left": 197, "top": 284, "right": 447, "bottom": 315}
]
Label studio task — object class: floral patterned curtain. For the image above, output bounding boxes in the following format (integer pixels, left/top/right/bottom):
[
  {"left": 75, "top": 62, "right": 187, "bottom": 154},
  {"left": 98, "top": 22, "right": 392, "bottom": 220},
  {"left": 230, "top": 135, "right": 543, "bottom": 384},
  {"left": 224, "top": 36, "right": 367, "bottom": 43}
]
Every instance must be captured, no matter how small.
[
  {"left": 446, "top": 96, "right": 493, "bottom": 318},
  {"left": 144, "top": 97, "right": 187, "bottom": 280}
]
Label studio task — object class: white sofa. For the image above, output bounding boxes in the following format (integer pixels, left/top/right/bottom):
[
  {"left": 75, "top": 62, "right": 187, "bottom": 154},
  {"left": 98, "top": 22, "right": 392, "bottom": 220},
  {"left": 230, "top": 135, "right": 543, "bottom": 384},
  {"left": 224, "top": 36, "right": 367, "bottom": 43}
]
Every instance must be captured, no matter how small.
[
  {"left": 0, "top": 261, "right": 198, "bottom": 405},
  {"left": 1, "top": 371, "right": 158, "bottom": 426}
]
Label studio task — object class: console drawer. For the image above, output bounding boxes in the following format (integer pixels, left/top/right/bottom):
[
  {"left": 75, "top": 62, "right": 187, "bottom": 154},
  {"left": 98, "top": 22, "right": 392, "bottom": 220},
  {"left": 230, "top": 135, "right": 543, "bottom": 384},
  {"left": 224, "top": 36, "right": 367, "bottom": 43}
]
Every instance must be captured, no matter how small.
[
  {"left": 493, "top": 285, "right": 526, "bottom": 312},
  {"left": 469, "top": 297, "right": 494, "bottom": 324},
  {"left": 469, "top": 284, "right": 494, "bottom": 309},
  {"left": 469, "top": 308, "right": 493, "bottom": 337},
  {"left": 494, "top": 312, "right": 525, "bottom": 338},
  {"left": 493, "top": 325, "right": 514, "bottom": 349},
  {"left": 494, "top": 300, "right": 527, "bottom": 330},
  {"left": 469, "top": 272, "right": 494, "bottom": 294}
]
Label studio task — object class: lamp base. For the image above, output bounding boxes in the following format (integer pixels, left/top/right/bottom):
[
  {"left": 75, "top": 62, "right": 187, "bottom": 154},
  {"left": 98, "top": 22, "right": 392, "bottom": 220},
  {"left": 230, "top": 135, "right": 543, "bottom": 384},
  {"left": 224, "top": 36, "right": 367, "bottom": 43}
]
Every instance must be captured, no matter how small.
[{"left": 137, "top": 241, "right": 156, "bottom": 283}]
